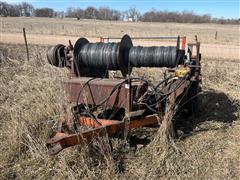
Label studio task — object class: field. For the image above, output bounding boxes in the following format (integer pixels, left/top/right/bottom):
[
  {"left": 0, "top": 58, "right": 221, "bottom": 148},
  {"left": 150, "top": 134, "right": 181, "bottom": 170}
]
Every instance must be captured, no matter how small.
[
  {"left": 0, "top": 17, "right": 240, "bottom": 179},
  {"left": 1, "top": 17, "right": 240, "bottom": 59}
]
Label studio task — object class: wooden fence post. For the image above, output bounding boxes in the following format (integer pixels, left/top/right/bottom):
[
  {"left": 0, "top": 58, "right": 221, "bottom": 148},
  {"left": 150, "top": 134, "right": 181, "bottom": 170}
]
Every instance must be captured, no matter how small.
[{"left": 23, "top": 28, "right": 30, "bottom": 61}]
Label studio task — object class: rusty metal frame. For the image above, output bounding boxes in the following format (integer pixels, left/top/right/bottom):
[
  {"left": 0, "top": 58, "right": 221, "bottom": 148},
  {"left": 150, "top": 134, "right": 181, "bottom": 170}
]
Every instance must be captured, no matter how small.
[
  {"left": 47, "top": 76, "right": 191, "bottom": 155},
  {"left": 47, "top": 115, "right": 161, "bottom": 155},
  {"left": 65, "top": 77, "right": 130, "bottom": 109}
]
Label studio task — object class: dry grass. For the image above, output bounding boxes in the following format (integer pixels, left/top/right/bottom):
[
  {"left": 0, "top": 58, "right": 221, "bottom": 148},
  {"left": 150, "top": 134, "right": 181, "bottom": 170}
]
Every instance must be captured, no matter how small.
[
  {"left": 1, "top": 17, "right": 239, "bottom": 45},
  {"left": 0, "top": 32, "right": 239, "bottom": 179},
  {"left": 0, "top": 18, "right": 237, "bottom": 180},
  {"left": 0, "top": 17, "right": 240, "bottom": 60},
  {"left": 1, "top": 17, "right": 239, "bottom": 60},
  {"left": 0, "top": 44, "right": 120, "bottom": 179}
]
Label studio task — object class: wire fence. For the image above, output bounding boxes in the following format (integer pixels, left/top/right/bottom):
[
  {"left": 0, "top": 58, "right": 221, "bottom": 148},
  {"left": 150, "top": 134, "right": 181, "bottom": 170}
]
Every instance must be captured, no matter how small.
[{"left": 201, "top": 45, "right": 239, "bottom": 59}]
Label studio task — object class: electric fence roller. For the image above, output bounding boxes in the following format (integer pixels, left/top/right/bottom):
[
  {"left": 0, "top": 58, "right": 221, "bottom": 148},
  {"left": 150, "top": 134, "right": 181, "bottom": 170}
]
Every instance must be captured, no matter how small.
[{"left": 46, "top": 34, "right": 201, "bottom": 155}]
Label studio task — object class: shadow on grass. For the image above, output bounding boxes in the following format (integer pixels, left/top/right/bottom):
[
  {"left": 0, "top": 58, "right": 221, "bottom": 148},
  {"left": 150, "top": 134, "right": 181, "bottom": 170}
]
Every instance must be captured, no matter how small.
[
  {"left": 175, "top": 89, "right": 239, "bottom": 134},
  {"left": 110, "top": 89, "right": 240, "bottom": 173}
]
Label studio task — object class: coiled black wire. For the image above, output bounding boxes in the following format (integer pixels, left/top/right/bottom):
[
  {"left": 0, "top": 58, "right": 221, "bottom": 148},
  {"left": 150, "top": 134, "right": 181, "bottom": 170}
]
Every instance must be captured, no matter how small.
[
  {"left": 129, "top": 46, "right": 178, "bottom": 68},
  {"left": 75, "top": 43, "right": 179, "bottom": 71},
  {"left": 75, "top": 42, "right": 120, "bottom": 70}
]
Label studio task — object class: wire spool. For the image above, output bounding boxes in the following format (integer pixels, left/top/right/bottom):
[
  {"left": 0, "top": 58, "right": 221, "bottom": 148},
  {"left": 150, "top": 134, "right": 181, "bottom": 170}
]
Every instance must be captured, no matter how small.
[
  {"left": 47, "top": 44, "right": 66, "bottom": 67},
  {"left": 74, "top": 35, "right": 133, "bottom": 77},
  {"left": 129, "top": 46, "right": 178, "bottom": 68}
]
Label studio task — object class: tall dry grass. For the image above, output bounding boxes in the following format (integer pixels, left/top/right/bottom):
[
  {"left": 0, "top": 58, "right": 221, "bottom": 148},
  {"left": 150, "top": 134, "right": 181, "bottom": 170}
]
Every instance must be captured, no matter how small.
[
  {"left": 0, "top": 45, "right": 121, "bottom": 179},
  {"left": 0, "top": 43, "right": 239, "bottom": 179}
]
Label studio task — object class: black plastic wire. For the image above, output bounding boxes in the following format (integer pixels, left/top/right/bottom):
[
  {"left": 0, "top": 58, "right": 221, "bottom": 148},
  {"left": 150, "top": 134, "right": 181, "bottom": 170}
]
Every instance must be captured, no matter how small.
[
  {"left": 75, "top": 42, "right": 120, "bottom": 70},
  {"left": 76, "top": 77, "right": 97, "bottom": 107},
  {"left": 148, "top": 75, "right": 189, "bottom": 107},
  {"left": 129, "top": 46, "right": 178, "bottom": 68},
  {"left": 74, "top": 77, "right": 103, "bottom": 125},
  {"left": 154, "top": 76, "right": 173, "bottom": 90},
  {"left": 136, "top": 74, "right": 189, "bottom": 114},
  {"left": 91, "top": 79, "right": 128, "bottom": 109},
  {"left": 73, "top": 73, "right": 189, "bottom": 118},
  {"left": 74, "top": 41, "right": 179, "bottom": 73}
]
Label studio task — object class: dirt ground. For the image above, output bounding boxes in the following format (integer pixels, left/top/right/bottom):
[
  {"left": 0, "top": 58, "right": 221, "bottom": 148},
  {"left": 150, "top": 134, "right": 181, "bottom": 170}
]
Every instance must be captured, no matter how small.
[{"left": 0, "top": 18, "right": 239, "bottom": 179}]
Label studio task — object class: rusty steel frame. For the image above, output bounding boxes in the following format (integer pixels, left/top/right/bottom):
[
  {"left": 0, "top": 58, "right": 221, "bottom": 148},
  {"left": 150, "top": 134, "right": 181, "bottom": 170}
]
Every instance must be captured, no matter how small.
[
  {"left": 47, "top": 115, "right": 161, "bottom": 155},
  {"left": 65, "top": 77, "right": 130, "bottom": 109},
  {"left": 64, "top": 77, "right": 148, "bottom": 112},
  {"left": 47, "top": 77, "right": 191, "bottom": 155}
]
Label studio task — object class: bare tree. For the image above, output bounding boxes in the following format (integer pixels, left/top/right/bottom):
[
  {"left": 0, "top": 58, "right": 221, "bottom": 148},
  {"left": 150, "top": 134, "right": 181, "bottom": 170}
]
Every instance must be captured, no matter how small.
[
  {"left": 66, "top": 7, "right": 75, "bottom": 17},
  {"left": 0, "top": 1, "right": 20, "bottom": 17},
  {"left": 35, "top": 8, "right": 54, "bottom": 17},
  {"left": 0, "top": 1, "right": 8, "bottom": 17},
  {"left": 98, "top": 6, "right": 111, "bottom": 20},
  {"left": 19, "top": 2, "right": 34, "bottom": 16},
  {"left": 98, "top": 6, "right": 121, "bottom": 20},
  {"left": 141, "top": 10, "right": 214, "bottom": 23},
  {"left": 111, "top": 10, "right": 121, "bottom": 20},
  {"left": 84, "top": 6, "right": 98, "bottom": 19},
  {"left": 76, "top": 8, "right": 84, "bottom": 19},
  {"left": 125, "top": 6, "right": 141, "bottom": 22},
  {"left": 66, "top": 7, "right": 84, "bottom": 19}
]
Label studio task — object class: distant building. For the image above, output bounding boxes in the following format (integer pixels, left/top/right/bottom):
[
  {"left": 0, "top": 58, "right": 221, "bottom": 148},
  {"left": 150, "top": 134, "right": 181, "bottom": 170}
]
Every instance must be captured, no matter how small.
[{"left": 128, "top": 18, "right": 133, "bottom": 22}]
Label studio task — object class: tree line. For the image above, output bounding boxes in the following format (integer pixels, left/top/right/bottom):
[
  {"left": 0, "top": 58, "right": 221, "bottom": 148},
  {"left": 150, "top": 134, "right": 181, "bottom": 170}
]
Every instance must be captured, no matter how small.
[{"left": 0, "top": 1, "right": 239, "bottom": 24}]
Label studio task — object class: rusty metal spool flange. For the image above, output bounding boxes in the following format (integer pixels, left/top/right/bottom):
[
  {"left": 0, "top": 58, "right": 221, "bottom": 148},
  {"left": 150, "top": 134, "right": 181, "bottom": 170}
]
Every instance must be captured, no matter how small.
[{"left": 47, "top": 44, "right": 66, "bottom": 67}]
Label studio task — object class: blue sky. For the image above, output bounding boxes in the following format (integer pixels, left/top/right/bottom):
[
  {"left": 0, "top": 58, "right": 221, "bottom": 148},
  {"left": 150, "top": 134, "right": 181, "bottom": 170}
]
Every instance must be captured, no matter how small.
[{"left": 5, "top": 0, "right": 240, "bottom": 19}]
